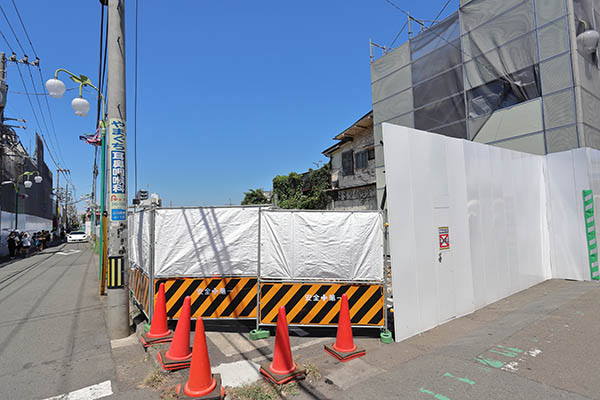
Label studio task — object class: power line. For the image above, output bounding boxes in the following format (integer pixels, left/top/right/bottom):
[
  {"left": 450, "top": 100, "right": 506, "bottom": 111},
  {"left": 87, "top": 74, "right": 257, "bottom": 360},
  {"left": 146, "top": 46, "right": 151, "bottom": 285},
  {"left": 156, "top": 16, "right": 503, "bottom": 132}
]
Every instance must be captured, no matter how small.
[
  {"left": 389, "top": 21, "right": 408, "bottom": 48},
  {"left": 430, "top": 0, "right": 454, "bottom": 27},
  {"left": 10, "top": 0, "right": 38, "bottom": 57},
  {"left": 6, "top": 0, "right": 71, "bottom": 177},
  {"left": 0, "top": 5, "right": 25, "bottom": 54},
  {"left": 134, "top": 0, "right": 139, "bottom": 194}
]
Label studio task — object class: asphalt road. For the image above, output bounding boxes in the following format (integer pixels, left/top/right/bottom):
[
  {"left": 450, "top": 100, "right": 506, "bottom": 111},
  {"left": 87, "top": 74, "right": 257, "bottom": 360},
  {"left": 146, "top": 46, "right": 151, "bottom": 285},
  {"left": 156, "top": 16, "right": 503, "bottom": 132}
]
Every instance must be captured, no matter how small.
[{"left": 0, "top": 243, "right": 116, "bottom": 399}]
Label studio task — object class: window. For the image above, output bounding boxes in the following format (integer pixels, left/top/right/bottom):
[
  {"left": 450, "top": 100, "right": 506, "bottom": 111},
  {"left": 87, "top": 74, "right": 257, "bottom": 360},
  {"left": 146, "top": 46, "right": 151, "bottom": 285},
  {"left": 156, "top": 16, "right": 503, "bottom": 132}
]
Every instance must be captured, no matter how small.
[
  {"left": 368, "top": 148, "right": 375, "bottom": 160},
  {"left": 342, "top": 151, "right": 354, "bottom": 175},
  {"left": 467, "top": 64, "right": 540, "bottom": 119},
  {"left": 355, "top": 151, "right": 368, "bottom": 169}
]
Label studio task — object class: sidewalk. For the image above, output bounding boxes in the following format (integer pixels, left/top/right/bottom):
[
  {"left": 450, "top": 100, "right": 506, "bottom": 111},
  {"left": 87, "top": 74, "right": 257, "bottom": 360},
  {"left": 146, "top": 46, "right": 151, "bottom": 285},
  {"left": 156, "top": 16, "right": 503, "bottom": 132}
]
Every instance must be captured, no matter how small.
[
  {"left": 138, "top": 279, "right": 599, "bottom": 399},
  {"left": 294, "top": 279, "right": 600, "bottom": 399}
]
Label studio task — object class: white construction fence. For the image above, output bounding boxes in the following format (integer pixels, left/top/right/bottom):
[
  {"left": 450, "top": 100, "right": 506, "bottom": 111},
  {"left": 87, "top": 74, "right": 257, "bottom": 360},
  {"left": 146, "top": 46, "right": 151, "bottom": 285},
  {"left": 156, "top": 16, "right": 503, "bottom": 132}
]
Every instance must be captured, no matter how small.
[
  {"left": 383, "top": 123, "right": 600, "bottom": 342},
  {"left": 128, "top": 207, "right": 386, "bottom": 328}
]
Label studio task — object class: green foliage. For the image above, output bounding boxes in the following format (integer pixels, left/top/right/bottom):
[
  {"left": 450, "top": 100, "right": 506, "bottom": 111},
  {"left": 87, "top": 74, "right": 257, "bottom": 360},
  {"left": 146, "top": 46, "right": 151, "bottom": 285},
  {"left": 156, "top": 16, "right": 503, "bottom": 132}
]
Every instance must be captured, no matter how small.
[
  {"left": 273, "top": 164, "right": 330, "bottom": 209},
  {"left": 241, "top": 188, "right": 269, "bottom": 205}
]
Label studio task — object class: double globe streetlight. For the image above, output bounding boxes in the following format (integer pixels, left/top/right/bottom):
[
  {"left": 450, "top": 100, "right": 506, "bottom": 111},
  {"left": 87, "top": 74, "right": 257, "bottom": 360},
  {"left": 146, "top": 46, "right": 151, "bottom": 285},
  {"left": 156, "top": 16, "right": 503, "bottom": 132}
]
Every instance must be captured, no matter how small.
[
  {"left": 46, "top": 70, "right": 107, "bottom": 279},
  {"left": 45, "top": 75, "right": 91, "bottom": 116},
  {"left": 2, "top": 171, "right": 43, "bottom": 230}
]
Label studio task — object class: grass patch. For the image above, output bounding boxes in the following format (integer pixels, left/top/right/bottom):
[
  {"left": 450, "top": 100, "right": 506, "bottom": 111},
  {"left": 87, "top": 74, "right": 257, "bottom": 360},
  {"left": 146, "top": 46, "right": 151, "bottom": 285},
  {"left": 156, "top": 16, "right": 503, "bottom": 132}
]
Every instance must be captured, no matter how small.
[
  {"left": 142, "top": 369, "right": 168, "bottom": 390},
  {"left": 302, "top": 362, "right": 321, "bottom": 383},
  {"left": 227, "top": 379, "right": 303, "bottom": 400}
]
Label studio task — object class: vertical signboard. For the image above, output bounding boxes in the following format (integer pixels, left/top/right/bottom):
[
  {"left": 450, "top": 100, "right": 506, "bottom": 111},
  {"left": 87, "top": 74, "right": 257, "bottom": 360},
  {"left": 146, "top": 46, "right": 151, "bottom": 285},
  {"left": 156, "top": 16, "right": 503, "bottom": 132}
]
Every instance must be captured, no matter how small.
[
  {"left": 108, "top": 118, "right": 127, "bottom": 222},
  {"left": 438, "top": 226, "right": 450, "bottom": 251}
]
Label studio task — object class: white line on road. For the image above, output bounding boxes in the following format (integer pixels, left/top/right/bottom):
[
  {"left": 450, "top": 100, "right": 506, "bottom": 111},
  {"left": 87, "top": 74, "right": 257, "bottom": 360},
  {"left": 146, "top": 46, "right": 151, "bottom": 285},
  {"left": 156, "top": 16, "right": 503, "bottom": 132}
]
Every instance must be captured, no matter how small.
[
  {"left": 44, "top": 380, "right": 112, "bottom": 400},
  {"left": 56, "top": 250, "right": 81, "bottom": 256}
]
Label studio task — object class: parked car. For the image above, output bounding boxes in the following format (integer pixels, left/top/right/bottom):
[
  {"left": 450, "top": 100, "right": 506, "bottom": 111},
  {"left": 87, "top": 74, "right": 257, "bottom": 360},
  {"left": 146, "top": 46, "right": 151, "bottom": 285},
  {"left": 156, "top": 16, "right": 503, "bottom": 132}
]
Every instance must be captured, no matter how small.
[{"left": 67, "top": 231, "right": 88, "bottom": 243}]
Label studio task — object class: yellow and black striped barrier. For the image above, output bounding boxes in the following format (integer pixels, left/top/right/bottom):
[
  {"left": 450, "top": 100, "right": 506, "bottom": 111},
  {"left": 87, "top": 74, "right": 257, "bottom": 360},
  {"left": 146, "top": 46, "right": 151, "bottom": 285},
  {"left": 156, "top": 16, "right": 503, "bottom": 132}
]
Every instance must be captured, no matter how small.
[
  {"left": 155, "top": 277, "right": 258, "bottom": 319},
  {"left": 258, "top": 282, "right": 384, "bottom": 327},
  {"left": 129, "top": 267, "right": 150, "bottom": 314},
  {"left": 107, "top": 256, "right": 124, "bottom": 289}
]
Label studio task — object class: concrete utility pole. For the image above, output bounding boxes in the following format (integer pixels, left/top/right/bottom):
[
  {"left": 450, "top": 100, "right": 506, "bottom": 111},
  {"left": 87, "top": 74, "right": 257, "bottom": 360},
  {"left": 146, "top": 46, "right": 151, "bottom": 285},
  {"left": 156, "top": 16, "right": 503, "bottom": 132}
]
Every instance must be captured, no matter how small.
[
  {"left": 105, "top": 0, "right": 129, "bottom": 340},
  {"left": 0, "top": 52, "right": 7, "bottom": 123},
  {"left": 64, "top": 183, "right": 68, "bottom": 229},
  {"left": 56, "top": 168, "right": 69, "bottom": 229}
]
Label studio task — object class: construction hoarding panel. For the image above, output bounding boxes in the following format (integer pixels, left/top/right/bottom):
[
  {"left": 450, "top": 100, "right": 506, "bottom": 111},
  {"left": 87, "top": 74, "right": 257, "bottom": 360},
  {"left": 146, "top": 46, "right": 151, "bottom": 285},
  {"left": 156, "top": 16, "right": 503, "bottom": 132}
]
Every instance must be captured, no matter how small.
[
  {"left": 153, "top": 207, "right": 260, "bottom": 277},
  {"left": 155, "top": 277, "right": 258, "bottom": 319},
  {"left": 129, "top": 267, "right": 150, "bottom": 314},
  {"left": 258, "top": 282, "right": 384, "bottom": 327},
  {"left": 260, "top": 210, "right": 384, "bottom": 281}
]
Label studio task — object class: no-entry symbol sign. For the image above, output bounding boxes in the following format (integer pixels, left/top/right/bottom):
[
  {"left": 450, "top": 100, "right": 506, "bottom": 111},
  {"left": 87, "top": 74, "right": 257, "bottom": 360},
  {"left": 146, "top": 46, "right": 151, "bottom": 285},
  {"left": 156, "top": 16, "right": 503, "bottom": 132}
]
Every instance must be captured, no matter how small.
[{"left": 439, "top": 226, "right": 450, "bottom": 250}]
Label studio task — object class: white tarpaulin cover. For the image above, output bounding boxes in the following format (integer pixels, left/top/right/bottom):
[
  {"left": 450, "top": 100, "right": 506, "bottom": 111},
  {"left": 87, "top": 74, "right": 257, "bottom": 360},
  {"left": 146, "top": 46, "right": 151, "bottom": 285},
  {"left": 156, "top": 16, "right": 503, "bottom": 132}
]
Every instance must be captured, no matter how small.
[
  {"left": 153, "top": 207, "right": 259, "bottom": 277},
  {"left": 128, "top": 210, "right": 151, "bottom": 273},
  {"left": 260, "top": 211, "right": 384, "bottom": 281}
]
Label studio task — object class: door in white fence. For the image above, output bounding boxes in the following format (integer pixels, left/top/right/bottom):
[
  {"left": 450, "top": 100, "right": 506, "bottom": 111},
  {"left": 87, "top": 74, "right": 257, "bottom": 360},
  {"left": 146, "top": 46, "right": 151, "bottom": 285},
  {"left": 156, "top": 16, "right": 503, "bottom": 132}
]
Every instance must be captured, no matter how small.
[{"left": 434, "top": 204, "right": 456, "bottom": 323}]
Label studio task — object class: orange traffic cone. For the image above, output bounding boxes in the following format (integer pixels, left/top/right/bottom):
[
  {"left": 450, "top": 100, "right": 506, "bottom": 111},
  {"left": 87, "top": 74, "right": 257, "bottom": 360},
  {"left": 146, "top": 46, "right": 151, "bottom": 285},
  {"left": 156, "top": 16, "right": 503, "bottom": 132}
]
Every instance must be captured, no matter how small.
[
  {"left": 157, "top": 296, "right": 193, "bottom": 371},
  {"left": 176, "top": 318, "right": 225, "bottom": 399},
  {"left": 141, "top": 282, "right": 173, "bottom": 348},
  {"left": 260, "top": 306, "right": 306, "bottom": 384},
  {"left": 324, "top": 293, "right": 365, "bottom": 362}
]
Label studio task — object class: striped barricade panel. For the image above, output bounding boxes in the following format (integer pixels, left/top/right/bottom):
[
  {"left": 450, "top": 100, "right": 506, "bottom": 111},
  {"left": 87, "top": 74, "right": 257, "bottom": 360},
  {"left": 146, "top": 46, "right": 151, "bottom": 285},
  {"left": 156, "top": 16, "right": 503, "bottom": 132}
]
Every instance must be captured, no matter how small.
[
  {"left": 155, "top": 277, "right": 258, "bottom": 319},
  {"left": 258, "top": 282, "right": 384, "bottom": 327},
  {"left": 129, "top": 268, "right": 150, "bottom": 314}
]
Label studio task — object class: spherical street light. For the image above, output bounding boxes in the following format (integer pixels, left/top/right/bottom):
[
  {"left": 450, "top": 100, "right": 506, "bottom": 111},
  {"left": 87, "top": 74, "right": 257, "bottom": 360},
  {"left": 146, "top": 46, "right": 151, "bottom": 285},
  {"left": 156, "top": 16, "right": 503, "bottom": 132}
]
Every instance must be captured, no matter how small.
[
  {"left": 34, "top": 176, "right": 43, "bottom": 184},
  {"left": 45, "top": 78, "right": 66, "bottom": 99},
  {"left": 72, "top": 97, "right": 90, "bottom": 117},
  {"left": 23, "top": 180, "right": 33, "bottom": 189}
]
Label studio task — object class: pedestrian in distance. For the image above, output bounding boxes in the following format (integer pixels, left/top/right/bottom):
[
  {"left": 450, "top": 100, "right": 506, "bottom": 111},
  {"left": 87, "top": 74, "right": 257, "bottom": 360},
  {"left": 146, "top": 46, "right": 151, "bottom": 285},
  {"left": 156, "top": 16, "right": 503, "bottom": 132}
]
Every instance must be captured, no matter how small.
[
  {"left": 7, "top": 231, "right": 17, "bottom": 259},
  {"left": 16, "top": 231, "right": 22, "bottom": 257},
  {"left": 22, "top": 232, "right": 31, "bottom": 258}
]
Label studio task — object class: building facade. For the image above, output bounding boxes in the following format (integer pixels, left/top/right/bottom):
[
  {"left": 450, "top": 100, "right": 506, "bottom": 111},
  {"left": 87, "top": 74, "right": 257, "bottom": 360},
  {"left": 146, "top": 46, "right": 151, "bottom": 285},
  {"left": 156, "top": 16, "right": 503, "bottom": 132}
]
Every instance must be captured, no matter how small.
[
  {"left": 323, "top": 111, "right": 377, "bottom": 210},
  {"left": 371, "top": 0, "right": 600, "bottom": 206}
]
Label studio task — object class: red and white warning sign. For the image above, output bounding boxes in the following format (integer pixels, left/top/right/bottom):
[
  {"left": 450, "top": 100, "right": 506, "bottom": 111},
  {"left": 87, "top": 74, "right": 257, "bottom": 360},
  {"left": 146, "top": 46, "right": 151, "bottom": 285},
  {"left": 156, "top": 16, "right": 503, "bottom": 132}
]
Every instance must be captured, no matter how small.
[{"left": 439, "top": 226, "right": 450, "bottom": 250}]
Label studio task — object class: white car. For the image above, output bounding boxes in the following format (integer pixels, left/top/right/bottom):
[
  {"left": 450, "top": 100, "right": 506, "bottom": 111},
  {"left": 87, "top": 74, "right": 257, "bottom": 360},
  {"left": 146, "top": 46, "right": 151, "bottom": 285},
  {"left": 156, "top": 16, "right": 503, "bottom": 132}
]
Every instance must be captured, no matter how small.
[{"left": 67, "top": 231, "right": 88, "bottom": 243}]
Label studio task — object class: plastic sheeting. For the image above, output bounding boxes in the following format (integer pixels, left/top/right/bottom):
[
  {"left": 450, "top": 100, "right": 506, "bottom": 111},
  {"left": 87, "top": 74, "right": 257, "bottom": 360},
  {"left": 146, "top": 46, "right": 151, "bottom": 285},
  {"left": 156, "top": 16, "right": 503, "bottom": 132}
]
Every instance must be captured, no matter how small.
[
  {"left": 382, "top": 122, "right": 600, "bottom": 342},
  {"left": 259, "top": 211, "right": 384, "bottom": 282},
  {"left": 128, "top": 210, "right": 151, "bottom": 273},
  {"left": 153, "top": 207, "right": 260, "bottom": 277}
]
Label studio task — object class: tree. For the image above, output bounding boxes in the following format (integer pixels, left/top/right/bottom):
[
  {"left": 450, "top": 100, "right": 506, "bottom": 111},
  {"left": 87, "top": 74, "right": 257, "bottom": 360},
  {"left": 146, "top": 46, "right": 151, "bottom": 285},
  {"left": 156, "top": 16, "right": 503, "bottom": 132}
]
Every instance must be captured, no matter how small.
[
  {"left": 273, "top": 164, "right": 330, "bottom": 209},
  {"left": 241, "top": 188, "right": 269, "bottom": 205}
]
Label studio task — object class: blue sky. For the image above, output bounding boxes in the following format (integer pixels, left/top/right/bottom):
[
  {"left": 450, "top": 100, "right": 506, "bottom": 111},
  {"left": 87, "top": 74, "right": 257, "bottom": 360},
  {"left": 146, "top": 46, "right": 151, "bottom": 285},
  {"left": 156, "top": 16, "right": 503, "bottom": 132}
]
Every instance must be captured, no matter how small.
[{"left": 1, "top": 0, "right": 457, "bottom": 208}]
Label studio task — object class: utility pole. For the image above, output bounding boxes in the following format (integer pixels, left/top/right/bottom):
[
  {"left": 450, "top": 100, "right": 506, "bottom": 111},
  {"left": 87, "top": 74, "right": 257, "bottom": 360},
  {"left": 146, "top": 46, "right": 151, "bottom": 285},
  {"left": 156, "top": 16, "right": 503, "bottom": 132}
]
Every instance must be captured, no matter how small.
[
  {"left": 105, "top": 0, "right": 129, "bottom": 339},
  {"left": 64, "top": 183, "right": 68, "bottom": 230},
  {"left": 56, "top": 168, "right": 69, "bottom": 230},
  {"left": 1, "top": 52, "right": 7, "bottom": 123}
]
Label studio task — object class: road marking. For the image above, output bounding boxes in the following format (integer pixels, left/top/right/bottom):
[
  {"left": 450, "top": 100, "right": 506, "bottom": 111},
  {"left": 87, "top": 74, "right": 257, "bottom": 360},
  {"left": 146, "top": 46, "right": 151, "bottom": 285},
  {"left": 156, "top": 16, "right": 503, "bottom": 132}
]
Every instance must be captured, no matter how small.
[
  {"left": 44, "top": 380, "right": 112, "bottom": 400},
  {"left": 419, "top": 388, "right": 451, "bottom": 400},
  {"left": 56, "top": 250, "right": 81, "bottom": 256},
  {"left": 443, "top": 372, "right": 474, "bottom": 385},
  {"left": 212, "top": 360, "right": 262, "bottom": 387},
  {"left": 206, "top": 331, "right": 269, "bottom": 357}
]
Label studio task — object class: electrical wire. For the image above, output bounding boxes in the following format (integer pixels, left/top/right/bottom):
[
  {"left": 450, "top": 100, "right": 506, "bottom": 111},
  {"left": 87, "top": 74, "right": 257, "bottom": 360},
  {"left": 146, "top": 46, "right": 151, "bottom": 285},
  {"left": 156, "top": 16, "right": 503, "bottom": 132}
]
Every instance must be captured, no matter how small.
[
  {"left": 134, "top": 0, "right": 139, "bottom": 195},
  {"left": 6, "top": 1, "right": 74, "bottom": 187},
  {"left": 0, "top": 5, "right": 25, "bottom": 54},
  {"left": 8, "top": 0, "right": 69, "bottom": 169},
  {"left": 430, "top": 0, "right": 454, "bottom": 27},
  {"left": 389, "top": 21, "right": 408, "bottom": 48},
  {"left": 10, "top": 0, "right": 38, "bottom": 56}
]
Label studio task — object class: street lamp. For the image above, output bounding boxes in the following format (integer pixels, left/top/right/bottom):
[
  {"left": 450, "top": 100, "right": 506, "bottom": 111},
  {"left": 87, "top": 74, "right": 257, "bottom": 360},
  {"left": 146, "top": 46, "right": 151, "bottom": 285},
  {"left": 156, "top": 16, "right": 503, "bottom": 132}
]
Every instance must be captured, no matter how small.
[
  {"left": 46, "top": 68, "right": 107, "bottom": 281},
  {"left": 3, "top": 171, "right": 43, "bottom": 230}
]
